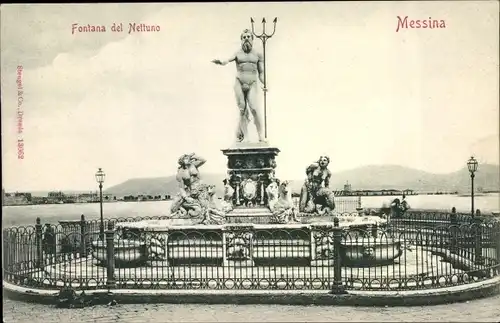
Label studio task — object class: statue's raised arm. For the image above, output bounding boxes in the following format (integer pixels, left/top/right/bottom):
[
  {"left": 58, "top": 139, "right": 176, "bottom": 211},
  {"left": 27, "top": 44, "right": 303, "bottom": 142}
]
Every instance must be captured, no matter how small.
[
  {"left": 306, "top": 162, "right": 319, "bottom": 174},
  {"left": 188, "top": 153, "right": 206, "bottom": 168}
]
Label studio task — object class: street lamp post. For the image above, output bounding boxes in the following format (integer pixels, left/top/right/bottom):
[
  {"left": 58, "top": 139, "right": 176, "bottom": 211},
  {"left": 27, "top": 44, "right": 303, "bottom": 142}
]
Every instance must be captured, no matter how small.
[
  {"left": 467, "top": 156, "right": 478, "bottom": 219},
  {"left": 95, "top": 168, "right": 106, "bottom": 240}
]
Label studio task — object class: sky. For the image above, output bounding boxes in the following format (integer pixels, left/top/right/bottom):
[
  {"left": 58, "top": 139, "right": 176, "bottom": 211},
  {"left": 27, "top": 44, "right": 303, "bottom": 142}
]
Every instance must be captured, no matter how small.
[{"left": 1, "top": 2, "right": 499, "bottom": 192}]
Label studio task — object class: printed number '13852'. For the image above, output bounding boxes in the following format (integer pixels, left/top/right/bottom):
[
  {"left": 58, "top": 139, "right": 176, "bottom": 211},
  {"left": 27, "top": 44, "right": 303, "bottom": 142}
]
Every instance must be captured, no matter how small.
[{"left": 17, "top": 139, "right": 24, "bottom": 159}]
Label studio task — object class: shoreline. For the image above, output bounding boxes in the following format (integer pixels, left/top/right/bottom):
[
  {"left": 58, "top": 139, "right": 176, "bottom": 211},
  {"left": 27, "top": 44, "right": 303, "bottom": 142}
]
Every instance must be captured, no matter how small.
[{"left": 2, "top": 199, "right": 174, "bottom": 207}]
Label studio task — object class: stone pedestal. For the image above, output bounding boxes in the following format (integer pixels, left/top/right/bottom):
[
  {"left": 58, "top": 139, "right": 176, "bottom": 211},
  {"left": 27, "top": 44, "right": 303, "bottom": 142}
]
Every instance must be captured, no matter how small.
[{"left": 221, "top": 142, "right": 280, "bottom": 209}]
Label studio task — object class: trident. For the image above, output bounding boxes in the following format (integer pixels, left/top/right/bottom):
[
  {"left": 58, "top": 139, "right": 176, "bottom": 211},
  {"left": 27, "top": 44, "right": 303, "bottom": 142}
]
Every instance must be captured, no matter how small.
[{"left": 251, "top": 17, "right": 277, "bottom": 141}]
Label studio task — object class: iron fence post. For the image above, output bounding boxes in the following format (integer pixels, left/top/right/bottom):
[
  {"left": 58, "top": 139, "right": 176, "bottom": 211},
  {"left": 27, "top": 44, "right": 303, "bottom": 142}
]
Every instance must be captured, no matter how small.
[
  {"left": 449, "top": 207, "right": 458, "bottom": 254},
  {"left": 496, "top": 222, "right": 500, "bottom": 266},
  {"left": 80, "top": 214, "right": 87, "bottom": 258},
  {"left": 2, "top": 229, "right": 6, "bottom": 280},
  {"left": 99, "top": 182, "right": 104, "bottom": 241},
  {"left": 330, "top": 217, "right": 347, "bottom": 294},
  {"left": 106, "top": 221, "right": 116, "bottom": 289},
  {"left": 474, "top": 213, "right": 483, "bottom": 265},
  {"left": 35, "top": 217, "right": 43, "bottom": 269}
]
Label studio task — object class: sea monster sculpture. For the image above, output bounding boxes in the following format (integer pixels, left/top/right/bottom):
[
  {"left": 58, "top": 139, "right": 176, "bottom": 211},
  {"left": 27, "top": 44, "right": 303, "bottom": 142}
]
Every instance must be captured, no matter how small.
[
  {"left": 221, "top": 178, "right": 235, "bottom": 212},
  {"left": 267, "top": 180, "right": 299, "bottom": 224}
]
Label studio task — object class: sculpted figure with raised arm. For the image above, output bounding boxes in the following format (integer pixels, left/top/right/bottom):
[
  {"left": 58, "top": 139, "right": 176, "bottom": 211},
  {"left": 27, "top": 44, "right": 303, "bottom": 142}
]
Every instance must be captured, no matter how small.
[{"left": 170, "top": 153, "right": 225, "bottom": 224}]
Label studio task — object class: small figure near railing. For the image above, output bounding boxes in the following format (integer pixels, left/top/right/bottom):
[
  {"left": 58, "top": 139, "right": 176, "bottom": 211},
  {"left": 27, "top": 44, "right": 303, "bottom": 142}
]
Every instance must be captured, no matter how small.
[
  {"left": 389, "top": 194, "right": 410, "bottom": 219},
  {"left": 42, "top": 223, "right": 56, "bottom": 256},
  {"left": 298, "top": 156, "right": 336, "bottom": 215}
]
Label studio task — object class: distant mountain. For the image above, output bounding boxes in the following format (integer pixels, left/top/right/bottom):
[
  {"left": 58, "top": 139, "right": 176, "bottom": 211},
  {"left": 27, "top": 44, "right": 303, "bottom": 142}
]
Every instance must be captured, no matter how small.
[{"left": 104, "top": 164, "right": 500, "bottom": 197}]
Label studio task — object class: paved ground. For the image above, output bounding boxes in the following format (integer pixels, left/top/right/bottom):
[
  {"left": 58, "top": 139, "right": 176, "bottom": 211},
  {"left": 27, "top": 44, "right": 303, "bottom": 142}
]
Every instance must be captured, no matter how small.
[{"left": 3, "top": 294, "right": 500, "bottom": 322}]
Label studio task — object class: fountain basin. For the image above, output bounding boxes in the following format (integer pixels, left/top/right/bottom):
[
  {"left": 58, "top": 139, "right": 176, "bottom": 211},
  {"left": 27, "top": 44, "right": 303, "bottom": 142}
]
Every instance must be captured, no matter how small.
[
  {"left": 91, "top": 239, "right": 148, "bottom": 267},
  {"left": 301, "top": 214, "right": 387, "bottom": 227},
  {"left": 105, "top": 216, "right": 397, "bottom": 267},
  {"left": 340, "top": 238, "right": 403, "bottom": 267}
]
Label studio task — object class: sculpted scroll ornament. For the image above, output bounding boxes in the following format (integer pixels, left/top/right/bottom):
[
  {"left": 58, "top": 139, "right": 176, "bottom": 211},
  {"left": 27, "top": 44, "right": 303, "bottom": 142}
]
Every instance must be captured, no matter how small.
[
  {"left": 146, "top": 233, "right": 167, "bottom": 261},
  {"left": 313, "top": 231, "right": 335, "bottom": 260},
  {"left": 234, "top": 159, "right": 243, "bottom": 169},
  {"left": 245, "top": 158, "right": 255, "bottom": 169},
  {"left": 269, "top": 158, "right": 277, "bottom": 169},
  {"left": 226, "top": 231, "right": 253, "bottom": 260}
]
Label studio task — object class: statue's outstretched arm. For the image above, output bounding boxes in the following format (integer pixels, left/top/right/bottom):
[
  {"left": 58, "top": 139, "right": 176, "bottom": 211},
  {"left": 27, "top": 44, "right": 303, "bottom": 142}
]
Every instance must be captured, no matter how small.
[{"left": 212, "top": 54, "right": 236, "bottom": 66}]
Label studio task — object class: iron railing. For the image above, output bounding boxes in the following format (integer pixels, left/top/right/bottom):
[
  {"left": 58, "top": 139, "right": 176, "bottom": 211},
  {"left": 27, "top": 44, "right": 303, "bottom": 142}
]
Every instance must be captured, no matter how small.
[{"left": 3, "top": 210, "right": 500, "bottom": 293}]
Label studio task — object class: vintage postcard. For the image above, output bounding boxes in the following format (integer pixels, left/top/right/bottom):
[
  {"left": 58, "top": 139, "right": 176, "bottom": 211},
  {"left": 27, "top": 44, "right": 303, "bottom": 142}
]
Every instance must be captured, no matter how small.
[{"left": 1, "top": 2, "right": 499, "bottom": 322}]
